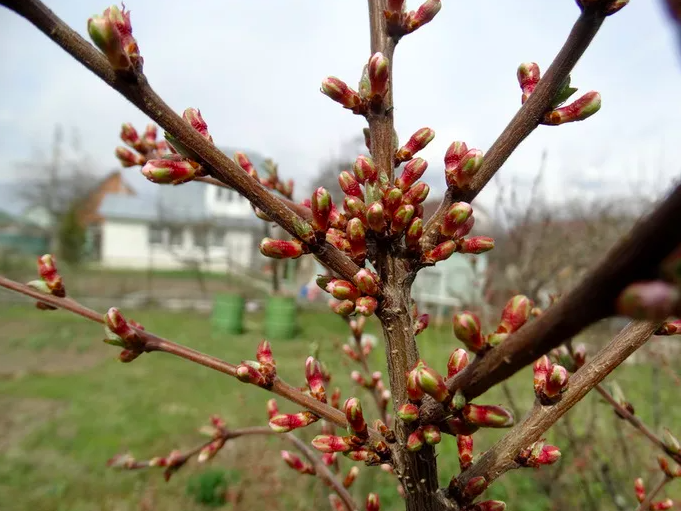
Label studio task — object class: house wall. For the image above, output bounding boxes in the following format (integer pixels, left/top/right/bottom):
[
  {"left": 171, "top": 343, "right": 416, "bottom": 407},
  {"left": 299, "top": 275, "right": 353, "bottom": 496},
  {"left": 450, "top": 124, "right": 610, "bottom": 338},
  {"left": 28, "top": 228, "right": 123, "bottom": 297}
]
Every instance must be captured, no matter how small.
[
  {"left": 205, "top": 185, "right": 253, "bottom": 218},
  {"left": 100, "top": 219, "right": 258, "bottom": 272}
]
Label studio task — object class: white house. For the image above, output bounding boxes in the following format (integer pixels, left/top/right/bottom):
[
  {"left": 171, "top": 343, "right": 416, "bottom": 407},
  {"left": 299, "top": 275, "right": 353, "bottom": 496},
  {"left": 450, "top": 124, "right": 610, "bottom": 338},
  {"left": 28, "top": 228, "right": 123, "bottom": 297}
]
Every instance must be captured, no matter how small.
[{"left": 95, "top": 149, "right": 268, "bottom": 272}]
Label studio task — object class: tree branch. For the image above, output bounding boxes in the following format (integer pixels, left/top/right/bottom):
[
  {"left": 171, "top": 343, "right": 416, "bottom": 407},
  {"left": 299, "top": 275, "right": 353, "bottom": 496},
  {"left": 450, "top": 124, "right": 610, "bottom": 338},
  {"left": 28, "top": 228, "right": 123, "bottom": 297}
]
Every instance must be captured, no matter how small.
[
  {"left": 367, "top": 0, "right": 397, "bottom": 183},
  {"left": 421, "top": 9, "right": 606, "bottom": 250},
  {"left": 0, "top": 0, "right": 360, "bottom": 282},
  {"left": 420, "top": 181, "right": 681, "bottom": 424},
  {"left": 0, "top": 275, "right": 374, "bottom": 436},
  {"left": 454, "top": 320, "right": 658, "bottom": 492}
]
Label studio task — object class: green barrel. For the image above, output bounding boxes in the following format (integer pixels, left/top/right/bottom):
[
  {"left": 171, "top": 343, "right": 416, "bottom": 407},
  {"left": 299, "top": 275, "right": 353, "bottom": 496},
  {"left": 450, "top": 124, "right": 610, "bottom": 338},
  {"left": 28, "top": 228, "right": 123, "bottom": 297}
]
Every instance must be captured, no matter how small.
[
  {"left": 265, "top": 296, "right": 297, "bottom": 340},
  {"left": 212, "top": 293, "right": 246, "bottom": 335}
]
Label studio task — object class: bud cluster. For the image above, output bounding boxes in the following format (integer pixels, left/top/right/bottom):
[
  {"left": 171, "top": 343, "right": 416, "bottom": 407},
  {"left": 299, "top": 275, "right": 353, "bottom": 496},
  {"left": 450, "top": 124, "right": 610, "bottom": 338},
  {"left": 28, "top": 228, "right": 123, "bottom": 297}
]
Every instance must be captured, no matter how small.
[
  {"left": 453, "top": 295, "right": 533, "bottom": 355},
  {"left": 236, "top": 340, "right": 277, "bottom": 388},
  {"left": 115, "top": 122, "right": 168, "bottom": 168},
  {"left": 317, "top": 270, "right": 381, "bottom": 318},
  {"left": 384, "top": 0, "right": 442, "bottom": 38},
  {"left": 533, "top": 355, "right": 569, "bottom": 403},
  {"left": 633, "top": 475, "right": 676, "bottom": 510},
  {"left": 102, "top": 307, "right": 146, "bottom": 363},
  {"left": 87, "top": 5, "right": 143, "bottom": 72},
  {"left": 515, "top": 439, "right": 562, "bottom": 468},
  {"left": 517, "top": 63, "right": 602, "bottom": 125},
  {"left": 27, "top": 254, "right": 66, "bottom": 310}
]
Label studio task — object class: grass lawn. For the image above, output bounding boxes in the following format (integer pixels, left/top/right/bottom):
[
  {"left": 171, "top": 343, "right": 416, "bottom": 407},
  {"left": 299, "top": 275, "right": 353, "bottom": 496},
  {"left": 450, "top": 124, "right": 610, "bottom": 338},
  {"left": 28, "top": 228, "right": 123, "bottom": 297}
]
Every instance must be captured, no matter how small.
[{"left": 0, "top": 302, "right": 679, "bottom": 511}]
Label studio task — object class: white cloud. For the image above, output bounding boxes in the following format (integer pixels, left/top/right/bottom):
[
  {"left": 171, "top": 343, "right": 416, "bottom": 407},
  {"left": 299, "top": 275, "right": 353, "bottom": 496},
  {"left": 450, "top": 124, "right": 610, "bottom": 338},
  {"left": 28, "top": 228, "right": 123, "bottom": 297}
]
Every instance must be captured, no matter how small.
[{"left": 0, "top": 0, "right": 680, "bottom": 207}]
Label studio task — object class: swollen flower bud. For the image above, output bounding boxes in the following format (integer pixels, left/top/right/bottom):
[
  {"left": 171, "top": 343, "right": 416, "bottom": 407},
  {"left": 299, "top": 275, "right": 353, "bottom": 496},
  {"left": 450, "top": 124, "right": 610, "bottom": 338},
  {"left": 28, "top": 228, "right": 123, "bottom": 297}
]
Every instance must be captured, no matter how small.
[
  {"left": 457, "top": 434, "right": 474, "bottom": 470},
  {"left": 311, "top": 187, "right": 332, "bottom": 231},
  {"left": 460, "top": 236, "right": 495, "bottom": 254},
  {"left": 344, "top": 196, "right": 368, "bottom": 226},
  {"left": 344, "top": 397, "right": 368, "bottom": 438},
  {"left": 403, "top": 181, "right": 430, "bottom": 205},
  {"left": 353, "top": 269, "right": 380, "bottom": 296},
  {"left": 403, "top": 218, "right": 422, "bottom": 250},
  {"left": 498, "top": 295, "right": 532, "bottom": 334},
  {"left": 339, "top": 171, "right": 365, "bottom": 200},
  {"left": 444, "top": 141, "right": 468, "bottom": 170},
  {"left": 407, "top": 427, "right": 425, "bottom": 452},
  {"left": 88, "top": 5, "right": 142, "bottom": 72},
  {"left": 517, "top": 62, "right": 541, "bottom": 103},
  {"left": 353, "top": 155, "right": 378, "bottom": 184},
  {"left": 104, "top": 307, "right": 139, "bottom": 344},
  {"left": 236, "top": 361, "right": 267, "bottom": 386},
  {"left": 366, "top": 493, "right": 381, "bottom": 511},
  {"left": 441, "top": 202, "right": 473, "bottom": 237},
  {"left": 331, "top": 299, "right": 356, "bottom": 317},
  {"left": 446, "top": 149, "right": 483, "bottom": 188},
  {"left": 391, "top": 204, "right": 415, "bottom": 235},
  {"left": 422, "top": 240, "right": 456, "bottom": 264},
  {"left": 397, "top": 403, "right": 419, "bottom": 423},
  {"left": 533, "top": 355, "right": 551, "bottom": 397},
  {"left": 396, "top": 158, "right": 428, "bottom": 190},
  {"left": 650, "top": 499, "right": 674, "bottom": 511},
  {"left": 544, "top": 91, "right": 601, "bottom": 125},
  {"left": 266, "top": 399, "right": 279, "bottom": 419},
  {"left": 327, "top": 279, "right": 361, "bottom": 301},
  {"left": 234, "top": 152, "right": 259, "bottom": 179},
  {"left": 256, "top": 340, "right": 274, "bottom": 365},
  {"left": 405, "top": 0, "right": 442, "bottom": 33},
  {"left": 453, "top": 311, "right": 485, "bottom": 353},
  {"left": 447, "top": 348, "right": 469, "bottom": 378},
  {"left": 463, "top": 476, "right": 489, "bottom": 500},
  {"left": 634, "top": 477, "right": 646, "bottom": 503},
  {"left": 321, "top": 77, "right": 362, "bottom": 110},
  {"left": 259, "top": 238, "right": 305, "bottom": 259},
  {"left": 396, "top": 129, "right": 435, "bottom": 163},
  {"left": 543, "top": 364, "right": 569, "bottom": 399},
  {"left": 281, "top": 450, "right": 315, "bottom": 475},
  {"left": 406, "top": 361, "right": 426, "bottom": 402},
  {"left": 368, "top": 52, "right": 390, "bottom": 98},
  {"left": 463, "top": 404, "right": 514, "bottom": 428},
  {"left": 182, "top": 108, "right": 212, "bottom": 142},
  {"left": 343, "top": 466, "right": 359, "bottom": 488},
  {"left": 269, "top": 411, "right": 318, "bottom": 433},
  {"left": 311, "top": 434, "right": 354, "bottom": 453},
  {"left": 414, "top": 313, "right": 430, "bottom": 336},
  {"left": 616, "top": 281, "right": 680, "bottom": 320},
  {"left": 347, "top": 218, "right": 367, "bottom": 260},
  {"left": 141, "top": 157, "right": 203, "bottom": 185},
  {"left": 306, "top": 357, "right": 327, "bottom": 403},
  {"left": 662, "top": 427, "right": 681, "bottom": 454},
  {"left": 383, "top": 187, "right": 403, "bottom": 217},
  {"left": 423, "top": 425, "right": 441, "bottom": 445},
  {"left": 115, "top": 146, "right": 144, "bottom": 167},
  {"left": 656, "top": 319, "right": 681, "bottom": 335},
  {"left": 415, "top": 362, "right": 449, "bottom": 402},
  {"left": 37, "top": 254, "right": 65, "bottom": 297},
  {"left": 355, "top": 296, "right": 378, "bottom": 317}
]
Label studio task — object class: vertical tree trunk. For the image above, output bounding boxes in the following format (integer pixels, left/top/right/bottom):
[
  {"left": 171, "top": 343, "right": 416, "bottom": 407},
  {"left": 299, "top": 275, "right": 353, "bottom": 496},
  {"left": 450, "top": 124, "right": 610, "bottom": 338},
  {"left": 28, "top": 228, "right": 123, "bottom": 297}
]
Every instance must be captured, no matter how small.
[{"left": 377, "top": 253, "right": 456, "bottom": 511}]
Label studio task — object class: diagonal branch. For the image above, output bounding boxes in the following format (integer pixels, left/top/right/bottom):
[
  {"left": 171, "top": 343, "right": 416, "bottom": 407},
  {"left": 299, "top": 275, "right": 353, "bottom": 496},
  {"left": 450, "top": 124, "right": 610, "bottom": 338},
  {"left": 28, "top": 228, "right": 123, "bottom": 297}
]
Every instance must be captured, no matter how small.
[
  {"left": 0, "top": 0, "right": 360, "bottom": 282},
  {"left": 0, "top": 275, "right": 372, "bottom": 436},
  {"left": 634, "top": 474, "right": 671, "bottom": 511},
  {"left": 420, "top": 181, "right": 681, "bottom": 425},
  {"left": 421, "top": 9, "right": 607, "bottom": 250},
  {"left": 454, "top": 320, "right": 659, "bottom": 492}
]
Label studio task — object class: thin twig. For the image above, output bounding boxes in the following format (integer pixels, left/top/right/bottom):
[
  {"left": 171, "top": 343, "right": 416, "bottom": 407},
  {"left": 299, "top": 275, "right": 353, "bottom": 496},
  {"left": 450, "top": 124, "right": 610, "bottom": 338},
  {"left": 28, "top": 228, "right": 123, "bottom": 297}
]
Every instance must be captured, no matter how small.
[
  {"left": 421, "top": 9, "right": 607, "bottom": 250},
  {"left": 0, "top": 0, "right": 360, "bottom": 283},
  {"left": 453, "top": 320, "right": 659, "bottom": 493},
  {"left": 285, "top": 433, "right": 359, "bottom": 511},
  {"left": 0, "top": 275, "right": 379, "bottom": 437},
  {"left": 594, "top": 384, "right": 681, "bottom": 465}
]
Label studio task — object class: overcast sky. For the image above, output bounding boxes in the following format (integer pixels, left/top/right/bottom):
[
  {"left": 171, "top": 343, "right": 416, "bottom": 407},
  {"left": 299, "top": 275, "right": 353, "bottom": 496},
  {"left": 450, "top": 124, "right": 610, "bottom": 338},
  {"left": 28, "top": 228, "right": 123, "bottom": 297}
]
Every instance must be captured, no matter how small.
[{"left": 1, "top": 1, "right": 680, "bottom": 210}]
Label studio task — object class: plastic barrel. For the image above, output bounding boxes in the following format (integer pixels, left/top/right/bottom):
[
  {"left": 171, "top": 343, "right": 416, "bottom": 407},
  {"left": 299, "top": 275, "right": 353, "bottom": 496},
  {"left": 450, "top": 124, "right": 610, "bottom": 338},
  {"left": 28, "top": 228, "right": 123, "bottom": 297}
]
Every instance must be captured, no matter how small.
[
  {"left": 212, "top": 293, "right": 246, "bottom": 335},
  {"left": 265, "top": 296, "right": 297, "bottom": 340}
]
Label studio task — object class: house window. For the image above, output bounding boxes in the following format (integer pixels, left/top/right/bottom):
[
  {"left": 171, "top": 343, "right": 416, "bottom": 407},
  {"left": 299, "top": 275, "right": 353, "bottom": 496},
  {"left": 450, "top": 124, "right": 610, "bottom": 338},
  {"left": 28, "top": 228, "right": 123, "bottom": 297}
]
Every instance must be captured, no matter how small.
[
  {"left": 211, "top": 227, "right": 227, "bottom": 246},
  {"left": 149, "top": 225, "right": 164, "bottom": 245},
  {"left": 193, "top": 227, "right": 208, "bottom": 248},
  {"left": 168, "top": 227, "right": 183, "bottom": 247}
]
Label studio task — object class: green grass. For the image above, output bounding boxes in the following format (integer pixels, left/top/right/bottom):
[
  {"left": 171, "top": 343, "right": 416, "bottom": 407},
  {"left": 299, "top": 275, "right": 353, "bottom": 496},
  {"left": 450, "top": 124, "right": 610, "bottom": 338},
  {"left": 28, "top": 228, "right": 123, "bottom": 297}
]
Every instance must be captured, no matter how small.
[{"left": 0, "top": 304, "right": 679, "bottom": 510}]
